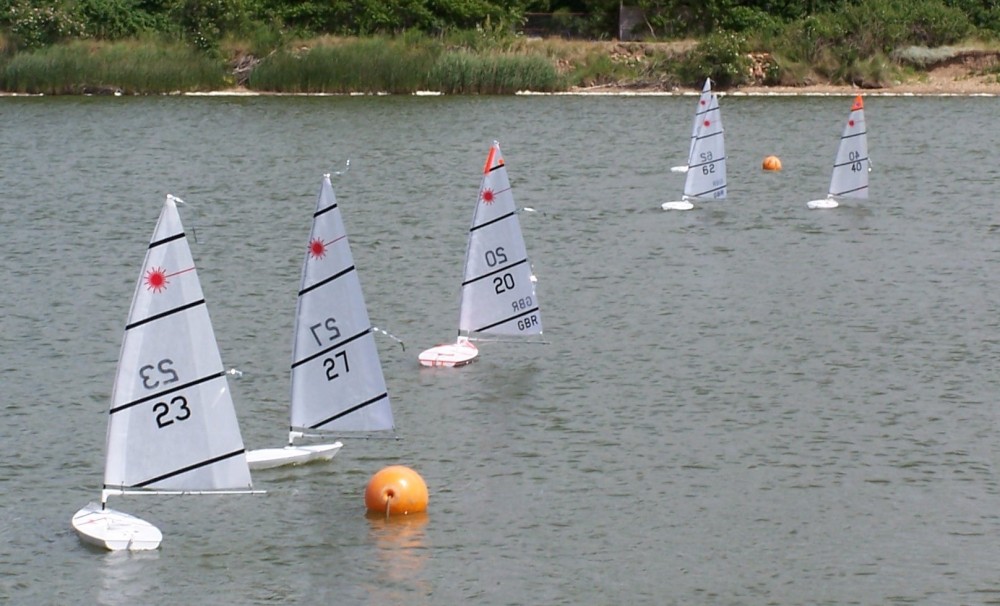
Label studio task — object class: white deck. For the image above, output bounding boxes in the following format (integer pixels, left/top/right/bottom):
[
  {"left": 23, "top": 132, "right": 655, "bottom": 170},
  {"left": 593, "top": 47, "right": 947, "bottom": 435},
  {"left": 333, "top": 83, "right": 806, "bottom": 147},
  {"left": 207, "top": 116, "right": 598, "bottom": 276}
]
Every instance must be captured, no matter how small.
[
  {"left": 418, "top": 340, "right": 479, "bottom": 367},
  {"left": 72, "top": 502, "right": 162, "bottom": 551},
  {"left": 245, "top": 442, "right": 343, "bottom": 470}
]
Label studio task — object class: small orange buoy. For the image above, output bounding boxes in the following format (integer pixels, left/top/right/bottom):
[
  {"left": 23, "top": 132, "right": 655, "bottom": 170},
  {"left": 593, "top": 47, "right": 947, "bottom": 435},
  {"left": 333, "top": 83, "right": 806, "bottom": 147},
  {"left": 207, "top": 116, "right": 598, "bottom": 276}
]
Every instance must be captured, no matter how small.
[
  {"left": 365, "top": 465, "right": 429, "bottom": 516},
  {"left": 762, "top": 155, "right": 782, "bottom": 171}
]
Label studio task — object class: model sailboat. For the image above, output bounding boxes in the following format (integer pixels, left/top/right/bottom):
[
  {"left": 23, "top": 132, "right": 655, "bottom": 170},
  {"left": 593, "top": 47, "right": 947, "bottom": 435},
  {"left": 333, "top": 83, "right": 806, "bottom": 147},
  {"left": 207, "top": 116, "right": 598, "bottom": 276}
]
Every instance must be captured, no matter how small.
[
  {"left": 246, "top": 175, "right": 394, "bottom": 470},
  {"left": 808, "top": 95, "right": 870, "bottom": 209},
  {"left": 670, "top": 78, "right": 713, "bottom": 173},
  {"left": 418, "top": 141, "right": 543, "bottom": 367},
  {"left": 662, "top": 93, "right": 727, "bottom": 210},
  {"left": 71, "top": 195, "right": 257, "bottom": 551}
]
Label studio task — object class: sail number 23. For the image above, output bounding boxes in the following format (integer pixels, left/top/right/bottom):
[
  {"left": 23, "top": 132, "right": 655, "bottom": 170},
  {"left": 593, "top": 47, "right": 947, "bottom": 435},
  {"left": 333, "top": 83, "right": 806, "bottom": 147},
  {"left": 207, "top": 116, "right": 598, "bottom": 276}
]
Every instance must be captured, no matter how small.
[{"left": 139, "top": 358, "right": 191, "bottom": 429}]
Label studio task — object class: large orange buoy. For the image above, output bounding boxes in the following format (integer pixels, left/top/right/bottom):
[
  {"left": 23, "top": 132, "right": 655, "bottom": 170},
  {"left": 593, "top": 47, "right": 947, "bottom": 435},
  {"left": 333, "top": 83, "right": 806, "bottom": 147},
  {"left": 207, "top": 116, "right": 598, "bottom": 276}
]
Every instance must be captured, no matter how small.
[
  {"left": 365, "top": 465, "right": 429, "bottom": 516},
  {"left": 762, "top": 155, "right": 782, "bottom": 171}
]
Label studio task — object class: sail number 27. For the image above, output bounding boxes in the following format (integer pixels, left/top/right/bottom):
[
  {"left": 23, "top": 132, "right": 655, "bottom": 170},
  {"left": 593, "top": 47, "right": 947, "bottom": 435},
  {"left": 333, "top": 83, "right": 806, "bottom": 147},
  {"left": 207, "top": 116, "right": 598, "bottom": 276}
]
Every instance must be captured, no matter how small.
[{"left": 308, "top": 317, "right": 351, "bottom": 381}]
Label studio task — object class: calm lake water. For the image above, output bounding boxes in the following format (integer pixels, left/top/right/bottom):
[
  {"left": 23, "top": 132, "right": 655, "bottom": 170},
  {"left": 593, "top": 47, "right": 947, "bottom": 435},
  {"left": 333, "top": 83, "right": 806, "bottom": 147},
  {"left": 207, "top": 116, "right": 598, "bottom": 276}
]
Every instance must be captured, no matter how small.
[{"left": 2, "top": 92, "right": 1000, "bottom": 605}]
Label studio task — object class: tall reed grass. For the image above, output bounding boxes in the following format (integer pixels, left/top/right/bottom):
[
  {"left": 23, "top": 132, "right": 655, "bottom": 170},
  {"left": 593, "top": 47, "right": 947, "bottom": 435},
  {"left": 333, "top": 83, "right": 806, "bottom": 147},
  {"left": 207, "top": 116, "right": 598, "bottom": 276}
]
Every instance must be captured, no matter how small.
[
  {"left": 0, "top": 40, "right": 226, "bottom": 94},
  {"left": 248, "top": 37, "right": 439, "bottom": 93},
  {"left": 430, "top": 52, "right": 562, "bottom": 93},
  {"left": 248, "top": 36, "right": 564, "bottom": 94}
]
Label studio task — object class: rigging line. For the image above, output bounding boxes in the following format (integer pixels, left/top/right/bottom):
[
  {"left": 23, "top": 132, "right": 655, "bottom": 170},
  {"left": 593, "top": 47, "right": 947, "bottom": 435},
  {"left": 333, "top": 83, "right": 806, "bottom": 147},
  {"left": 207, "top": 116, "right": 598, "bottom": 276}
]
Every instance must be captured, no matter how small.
[
  {"left": 148, "top": 231, "right": 185, "bottom": 250},
  {"left": 462, "top": 258, "right": 528, "bottom": 286},
  {"left": 292, "top": 327, "right": 371, "bottom": 368},
  {"left": 131, "top": 448, "right": 247, "bottom": 488},
  {"left": 310, "top": 392, "right": 389, "bottom": 429},
  {"left": 469, "top": 208, "right": 514, "bottom": 232},
  {"left": 125, "top": 298, "right": 205, "bottom": 331},
  {"left": 110, "top": 370, "right": 226, "bottom": 414},
  {"left": 299, "top": 265, "right": 354, "bottom": 296},
  {"left": 473, "top": 306, "right": 539, "bottom": 333}
]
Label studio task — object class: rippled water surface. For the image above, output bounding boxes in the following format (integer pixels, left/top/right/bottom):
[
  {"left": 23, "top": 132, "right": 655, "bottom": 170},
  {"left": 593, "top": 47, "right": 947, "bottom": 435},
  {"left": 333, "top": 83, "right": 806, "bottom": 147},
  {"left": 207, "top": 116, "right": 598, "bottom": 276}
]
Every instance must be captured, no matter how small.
[{"left": 3, "top": 94, "right": 1000, "bottom": 605}]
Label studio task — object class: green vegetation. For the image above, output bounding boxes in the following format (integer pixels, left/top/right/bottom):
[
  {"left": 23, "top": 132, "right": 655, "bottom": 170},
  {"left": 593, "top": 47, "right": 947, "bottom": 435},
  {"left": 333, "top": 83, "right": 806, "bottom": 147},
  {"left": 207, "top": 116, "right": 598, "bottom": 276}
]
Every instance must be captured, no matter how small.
[{"left": 0, "top": 0, "right": 997, "bottom": 93}]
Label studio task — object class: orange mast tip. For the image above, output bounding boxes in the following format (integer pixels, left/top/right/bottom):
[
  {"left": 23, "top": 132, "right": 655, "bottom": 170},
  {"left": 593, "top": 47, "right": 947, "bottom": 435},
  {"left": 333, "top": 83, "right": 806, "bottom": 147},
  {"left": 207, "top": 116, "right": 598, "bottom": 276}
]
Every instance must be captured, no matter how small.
[
  {"left": 852, "top": 95, "right": 863, "bottom": 110},
  {"left": 483, "top": 143, "right": 501, "bottom": 174}
]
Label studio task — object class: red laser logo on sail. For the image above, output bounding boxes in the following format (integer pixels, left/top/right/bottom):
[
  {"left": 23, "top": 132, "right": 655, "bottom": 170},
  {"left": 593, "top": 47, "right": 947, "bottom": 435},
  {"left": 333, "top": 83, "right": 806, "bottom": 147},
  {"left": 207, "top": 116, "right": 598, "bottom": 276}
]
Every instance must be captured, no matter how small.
[
  {"left": 309, "top": 238, "right": 327, "bottom": 259},
  {"left": 145, "top": 267, "right": 168, "bottom": 292},
  {"left": 143, "top": 266, "right": 195, "bottom": 292},
  {"left": 481, "top": 189, "right": 496, "bottom": 205},
  {"left": 703, "top": 119, "right": 711, "bottom": 128}
]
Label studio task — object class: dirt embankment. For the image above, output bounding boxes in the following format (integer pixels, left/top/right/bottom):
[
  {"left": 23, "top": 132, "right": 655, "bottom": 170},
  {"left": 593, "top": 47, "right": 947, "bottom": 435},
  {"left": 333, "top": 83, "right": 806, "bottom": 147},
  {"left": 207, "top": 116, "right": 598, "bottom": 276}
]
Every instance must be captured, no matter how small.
[{"left": 572, "top": 42, "right": 1000, "bottom": 95}]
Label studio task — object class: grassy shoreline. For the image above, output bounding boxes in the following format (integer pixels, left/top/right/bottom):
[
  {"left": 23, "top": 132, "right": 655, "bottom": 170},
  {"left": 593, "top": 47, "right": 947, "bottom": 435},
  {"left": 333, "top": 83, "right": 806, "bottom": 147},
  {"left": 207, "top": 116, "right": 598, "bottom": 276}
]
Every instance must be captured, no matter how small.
[{"left": 1, "top": 37, "right": 999, "bottom": 96}]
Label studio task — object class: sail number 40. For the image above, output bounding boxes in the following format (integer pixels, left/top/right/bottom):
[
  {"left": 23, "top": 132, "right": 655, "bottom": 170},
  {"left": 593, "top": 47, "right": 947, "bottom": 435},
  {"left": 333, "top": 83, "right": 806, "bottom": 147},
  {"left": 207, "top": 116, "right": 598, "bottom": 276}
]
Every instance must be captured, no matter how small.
[{"left": 849, "top": 150, "right": 865, "bottom": 172}]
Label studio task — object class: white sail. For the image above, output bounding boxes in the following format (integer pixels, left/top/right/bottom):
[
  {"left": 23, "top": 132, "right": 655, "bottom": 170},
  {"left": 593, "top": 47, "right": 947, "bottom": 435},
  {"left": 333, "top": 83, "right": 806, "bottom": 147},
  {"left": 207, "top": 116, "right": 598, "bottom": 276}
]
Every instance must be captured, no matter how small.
[
  {"left": 671, "top": 78, "right": 712, "bottom": 173},
  {"left": 288, "top": 175, "right": 394, "bottom": 434},
  {"left": 683, "top": 93, "right": 727, "bottom": 200},
  {"left": 458, "top": 141, "right": 542, "bottom": 338},
  {"left": 73, "top": 194, "right": 255, "bottom": 551},
  {"left": 828, "top": 95, "right": 869, "bottom": 199},
  {"left": 104, "top": 195, "right": 252, "bottom": 492},
  {"left": 808, "top": 95, "right": 869, "bottom": 209}
]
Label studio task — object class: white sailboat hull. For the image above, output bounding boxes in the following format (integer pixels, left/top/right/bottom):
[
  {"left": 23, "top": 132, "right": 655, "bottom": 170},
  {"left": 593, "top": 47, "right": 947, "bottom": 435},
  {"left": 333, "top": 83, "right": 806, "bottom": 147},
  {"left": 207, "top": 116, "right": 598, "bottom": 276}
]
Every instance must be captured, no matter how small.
[
  {"left": 418, "top": 340, "right": 479, "bottom": 367},
  {"left": 661, "top": 200, "right": 695, "bottom": 211},
  {"left": 807, "top": 197, "right": 839, "bottom": 210},
  {"left": 670, "top": 165, "right": 689, "bottom": 173},
  {"left": 245, "top": 442, "right": 343, "bottom": 470},
  {"left": 71, "top": 502, "right": 162, "bottom": 551}
]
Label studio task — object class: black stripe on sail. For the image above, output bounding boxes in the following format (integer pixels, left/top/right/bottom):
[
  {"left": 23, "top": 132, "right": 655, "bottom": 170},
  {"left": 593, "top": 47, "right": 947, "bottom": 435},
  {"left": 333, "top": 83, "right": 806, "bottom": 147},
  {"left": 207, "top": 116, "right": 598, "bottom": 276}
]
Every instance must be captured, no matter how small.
[
  {"left": 125, "top": 299, "right": 205, "bottom": 331},
  {"left": 842, "top": 130, "right": 866, "bottom": 141},
  {"left": 488, "top": 162, "right": 505, "bottom": 173},
  {"left": 310, "top": 392, "right": 389, "bottom": 429},
  {"left": 831, "top": 185, "right": 868, "bottom": 197},
  {"left": 833, "top": 155, "right": 868, "bottom": 169},
  {"left": 462, "top": 258, "right": 528, "bottom": 287},
  {"left": 469, "top": 209, "right": 514, "bottom": 233},
  {"left": 128, "top": 448, "right": 246, "bottom": 488},
  {"left": 149, "top": 232, "right": 184, "bottom": 250},
  {"left": 688, "top": 184, "right": 727, "bottom": 199},
  {"left": 299, "top": 265, "right": 354, "bottom": 296},
  {"left": 314, "top": 202, "right": 338, "bottom": 218},
  {"left": 474, "top": 306, "right": 539, "bottom": 333},
  {"left": 688, "top": 154, "right": 725, "bottom": 172},
  {"left": 694, "top": 130, "right": 723, "bottom": 144},
  {"left": 292, "top": 328, "right": 371, "bottom": 369},
  {"left": 110, "top": 370, "right": 226, "bottom": 415}
]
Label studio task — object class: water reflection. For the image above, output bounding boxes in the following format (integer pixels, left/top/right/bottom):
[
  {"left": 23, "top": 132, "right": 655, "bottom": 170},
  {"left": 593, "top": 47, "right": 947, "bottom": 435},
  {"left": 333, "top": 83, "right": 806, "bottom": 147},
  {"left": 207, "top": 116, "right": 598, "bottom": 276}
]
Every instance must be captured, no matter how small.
[
  {"left": 97, "top": 551, "right": 160, "bottom": 606},
  {"left": 364, "top": 512, "right": 430, "bottom": 604}
]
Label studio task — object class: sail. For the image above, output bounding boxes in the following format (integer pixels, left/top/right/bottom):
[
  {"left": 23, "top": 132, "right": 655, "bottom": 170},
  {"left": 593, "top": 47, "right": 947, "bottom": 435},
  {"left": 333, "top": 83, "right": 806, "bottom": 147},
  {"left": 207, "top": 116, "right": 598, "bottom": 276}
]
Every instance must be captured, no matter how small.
[
  {"left": 686, "top": 78, "right": 713, "bottom": 165},
  {"left": 683, "top": 93, "right": 727, "bottom": 200},
  {"left": 289, "top": 175, "right": 393, "bottom": 434},
  {"left": 828, "top": 95, "right": 869, "bottom": 199},
  {"left": 104, "top": 196, "right": 252, "bottom": 492},
  {"left": 458, "top": 141, "right": 542, "bottom": 337}
]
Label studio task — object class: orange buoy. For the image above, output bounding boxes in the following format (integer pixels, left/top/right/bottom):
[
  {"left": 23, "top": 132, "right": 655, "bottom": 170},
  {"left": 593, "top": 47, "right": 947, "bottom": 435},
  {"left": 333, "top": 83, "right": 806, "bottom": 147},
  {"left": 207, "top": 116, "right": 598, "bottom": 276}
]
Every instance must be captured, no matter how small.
[
  {"left": 762, "top": 155, "right": 782, "bottom": 171},
  {"left": 365, "top": 465, "right": 429, "bottom": 516}
]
